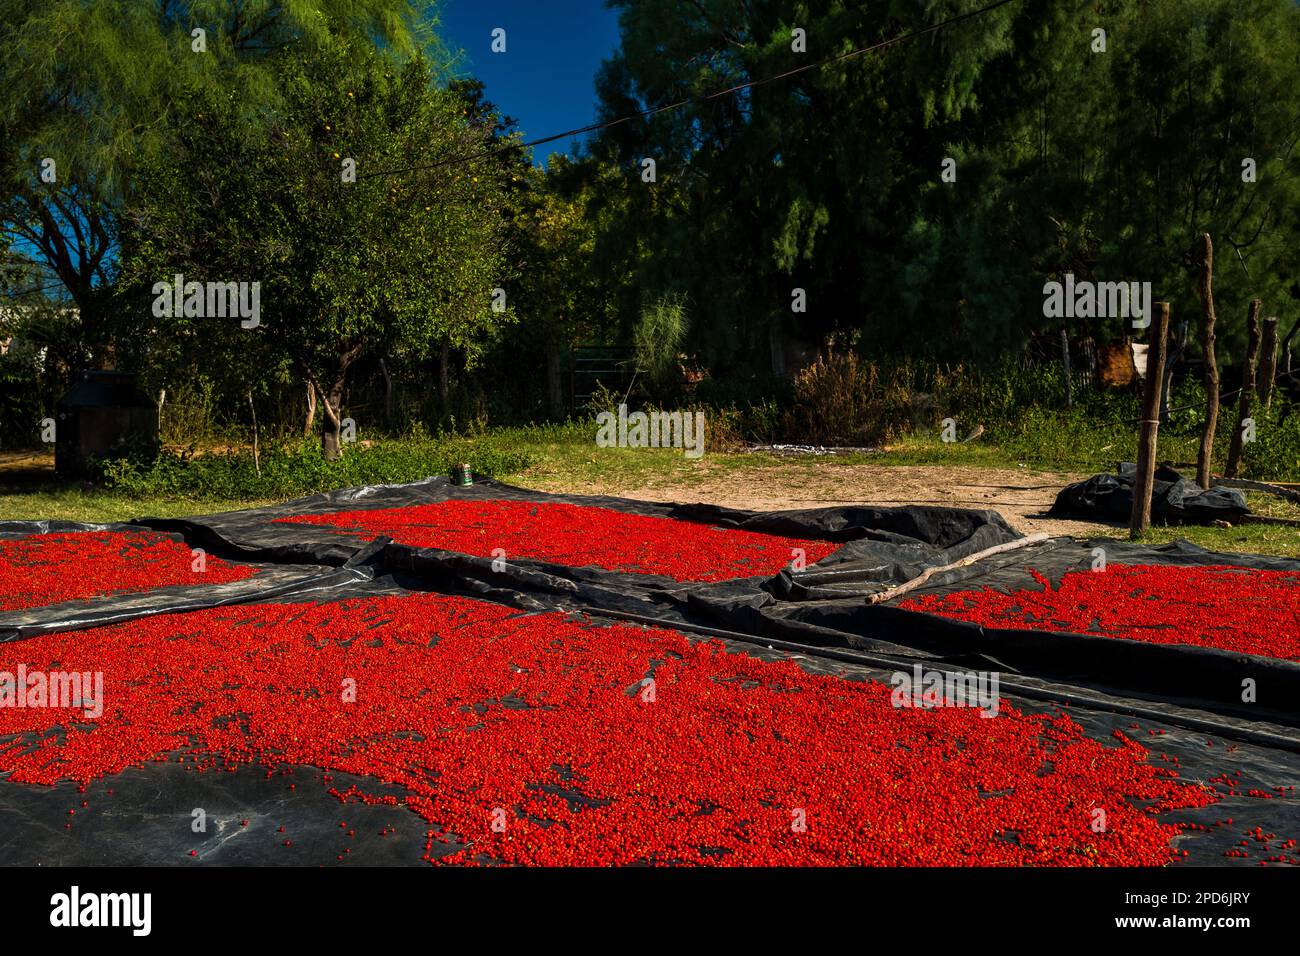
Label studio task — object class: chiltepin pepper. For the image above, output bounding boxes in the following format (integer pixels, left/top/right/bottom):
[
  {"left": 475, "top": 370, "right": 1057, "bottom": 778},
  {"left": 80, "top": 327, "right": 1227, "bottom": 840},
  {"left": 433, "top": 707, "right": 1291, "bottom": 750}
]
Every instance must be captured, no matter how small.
[
  {"left": 0, "top": 530, "right": 255, "bottom": 613},
  {"left": 1, "top": 587, "right": 1262, "bottom": 867},
  {"left": 271, "top": 500, "right": 840, "bottom": 582}
]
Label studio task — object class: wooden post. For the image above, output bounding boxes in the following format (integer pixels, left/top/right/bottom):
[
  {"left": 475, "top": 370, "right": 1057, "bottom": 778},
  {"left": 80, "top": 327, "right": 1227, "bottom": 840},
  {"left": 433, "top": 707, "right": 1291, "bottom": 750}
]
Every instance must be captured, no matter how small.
[
  {"left": 247, "top": 389, "right": 261, "bottom": 478},
  {"left": 1131, "top": 302, "right": 1171, "bottom": 539},
  {"left": 1225, "top": 300, "right": 1261, "bottom": 479},
  {"left": 1060, "top": 327, "right": 1072, "bottom": 408},
  {"left": 1257, "top": 316, "right": 1279, "bottom": 409},
  {"left": 1282, "top": 317, "right": 1300, "bottom": 376},
  {"left": 1194, "top": 233, "right": 1219, "bottom": 490},
  {"left": 304, "top": 382, "right": 316, "bottom": 438}
]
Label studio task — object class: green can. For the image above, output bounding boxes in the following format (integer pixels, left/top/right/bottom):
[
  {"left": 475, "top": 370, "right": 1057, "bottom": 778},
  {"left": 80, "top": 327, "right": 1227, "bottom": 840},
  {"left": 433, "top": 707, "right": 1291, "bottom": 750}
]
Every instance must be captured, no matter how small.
[{"left": 452, "top": 463, "right": 473, "bottom": 487}]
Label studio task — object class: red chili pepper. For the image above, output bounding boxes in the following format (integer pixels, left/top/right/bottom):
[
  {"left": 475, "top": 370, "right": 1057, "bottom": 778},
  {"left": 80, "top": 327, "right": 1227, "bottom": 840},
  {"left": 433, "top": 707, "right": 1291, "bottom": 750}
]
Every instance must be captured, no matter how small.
[
  {"left": 276, "top": 500, "right": 840, "bottom": 582},
  {"left": 0, "top": 530, "right": 255, "bottom": 611},
  {"left": 0, "top": 590, "right": 1286, "bottom": 866},
  {"left": 902, "top": 564, "right": 1300, "bottom": 660}
]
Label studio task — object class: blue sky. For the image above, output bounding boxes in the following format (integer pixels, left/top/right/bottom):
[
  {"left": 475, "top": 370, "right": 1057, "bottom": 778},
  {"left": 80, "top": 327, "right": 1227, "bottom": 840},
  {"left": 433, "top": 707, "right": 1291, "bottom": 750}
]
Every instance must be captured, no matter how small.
[{"left": 435, "top": 0, "right": 623, "bottom": 165}]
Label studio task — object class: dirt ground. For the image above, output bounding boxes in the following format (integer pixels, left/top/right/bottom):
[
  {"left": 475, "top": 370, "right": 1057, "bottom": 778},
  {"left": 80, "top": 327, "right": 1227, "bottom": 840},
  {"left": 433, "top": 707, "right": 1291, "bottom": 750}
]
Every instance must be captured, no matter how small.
[
  {"left": 1, "top": 449, "right": 1117, "bottom": 539},
  {"left": 556, "top": 464, "right": 1119, "bottom": 539}
]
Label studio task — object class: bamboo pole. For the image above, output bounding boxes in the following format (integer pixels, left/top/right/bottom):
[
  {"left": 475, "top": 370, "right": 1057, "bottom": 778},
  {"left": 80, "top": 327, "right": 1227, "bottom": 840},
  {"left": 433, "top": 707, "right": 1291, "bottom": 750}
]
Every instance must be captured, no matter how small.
[
  {"left": 1225, "top": 300, "right": 1261, "bottom": 478},
  {"left": 1131, "top": 302, "right": 1171, "bottom": 538}
]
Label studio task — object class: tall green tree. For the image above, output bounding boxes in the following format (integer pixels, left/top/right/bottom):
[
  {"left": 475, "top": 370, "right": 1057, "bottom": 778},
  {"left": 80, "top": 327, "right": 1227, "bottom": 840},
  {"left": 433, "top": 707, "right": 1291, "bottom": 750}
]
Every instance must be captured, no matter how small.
[
  {"left": 119, "top": 37, "right": 512, "bottom": 457},
  {"left": 0, "top": 0, "right": 425, "bottom": 366},
  {"left": 584, "top": 0, "right": 1300, "bottom": 372},
  {"left": 588, "top": 0, "right": 1018, "bottom": 373}
]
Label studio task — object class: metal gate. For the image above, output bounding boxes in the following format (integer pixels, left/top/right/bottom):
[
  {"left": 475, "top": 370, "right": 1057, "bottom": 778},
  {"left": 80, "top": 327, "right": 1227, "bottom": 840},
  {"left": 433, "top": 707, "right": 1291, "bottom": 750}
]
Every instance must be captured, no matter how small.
[{"left": 569, "top": 345, "right": 636, "bottom": 414}]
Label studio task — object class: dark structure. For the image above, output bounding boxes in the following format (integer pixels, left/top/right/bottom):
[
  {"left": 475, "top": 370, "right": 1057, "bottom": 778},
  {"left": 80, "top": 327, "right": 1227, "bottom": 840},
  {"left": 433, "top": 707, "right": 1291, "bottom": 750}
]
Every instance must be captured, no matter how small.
[{"left": 55, "top": 370, "right": 157, "bottom": 475}]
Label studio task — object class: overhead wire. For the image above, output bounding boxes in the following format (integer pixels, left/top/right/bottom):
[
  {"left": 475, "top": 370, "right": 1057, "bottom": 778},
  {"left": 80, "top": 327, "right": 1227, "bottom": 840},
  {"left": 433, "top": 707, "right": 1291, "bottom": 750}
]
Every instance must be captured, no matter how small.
[{"left": 357, "top": 0, "right": 1022, "bottom": 180}]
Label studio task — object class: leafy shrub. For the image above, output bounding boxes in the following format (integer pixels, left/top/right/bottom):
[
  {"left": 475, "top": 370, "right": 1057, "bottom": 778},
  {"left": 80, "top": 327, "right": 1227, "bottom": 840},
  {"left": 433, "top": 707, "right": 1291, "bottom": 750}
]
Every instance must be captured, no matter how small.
[
  {"left": 88, "top": 431, "right": 552, "bottom": 501},
  {"left": 782, "top": 350, "right": 908, "bottom": 446},
  {"left": 0, "top": 352, "right": 45, "bottom": 450},
  {"left": 634, "top": 293, "right": 689, "bottom": 389},
  {"left": 1241, "top": 400, "right": 1300, "bottom": 482}
]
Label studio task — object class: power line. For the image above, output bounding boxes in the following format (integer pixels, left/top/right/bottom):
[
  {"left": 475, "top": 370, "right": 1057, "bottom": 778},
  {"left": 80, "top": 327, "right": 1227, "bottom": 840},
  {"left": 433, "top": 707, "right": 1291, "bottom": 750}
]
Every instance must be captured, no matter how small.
[{"left": 360, "top": 0, "right": 1021, "bottom": 180}]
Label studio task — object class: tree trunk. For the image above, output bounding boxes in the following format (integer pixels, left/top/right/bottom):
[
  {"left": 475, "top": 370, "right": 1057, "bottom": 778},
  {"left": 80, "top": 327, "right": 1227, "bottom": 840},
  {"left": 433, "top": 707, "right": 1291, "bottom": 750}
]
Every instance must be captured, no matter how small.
[
  {"left": 438, "top": 339, "right": 451, "bottom": 415},
  {"left": 1060, "top": 327, "right": 1072, "bottom": 409},
  {"left": 1131, "top": 303, "right": 1171, "bottom": 539},
  {"left": 321, "top": 414, "right": 342, "bottom": 460},
  {"left": 248, "top": 389, "right": 261, "bottom": 478},
  {"left": 768, "top": 314, "right": 786, "bottom": 378},
  {"left": 321, "top": 370, "right": 350, "bottom": 462},
  {"left": 1225, "top": 301, "right": 1261, "bottom": 479},
  {"left": 304, "top": 382, "right": 317, "bottom": 438},
  {"left": 304, "top": 341, "right": 363, "bottom": 461},
  {"left": 546, "top": 346, "right": 564, "bottom": 419},
  {"left": 1193, "top": 233, "right": 1219, "bottom": 490},
  {"left": 1159, "top": 321, "right": 1186, "bottom": 425},
  {"left": 317, "top": 375, "right": 343, "bottom": 461},
  {"left": 1281, "top": 317, "right": 1300, "bottom": 376},
  {"left": 1257, "top": 316, "right": 1279, "bottom": 409},
  {"left": 379, "top": 357, "right": 393, "bottom": 429},
  {"left": 319, "top": 421, "right": 340, "bottom": 460}
]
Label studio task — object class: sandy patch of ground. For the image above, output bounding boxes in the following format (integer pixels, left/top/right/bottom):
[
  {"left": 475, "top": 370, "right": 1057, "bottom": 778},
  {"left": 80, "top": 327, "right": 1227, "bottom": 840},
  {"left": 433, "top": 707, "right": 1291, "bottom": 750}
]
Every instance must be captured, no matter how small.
[
  {"left": 548, "top": 463, "right": 1119, "bottom": 539},
  {"left": 2, "top": 449, "right": 1120, "bottom": 539}
]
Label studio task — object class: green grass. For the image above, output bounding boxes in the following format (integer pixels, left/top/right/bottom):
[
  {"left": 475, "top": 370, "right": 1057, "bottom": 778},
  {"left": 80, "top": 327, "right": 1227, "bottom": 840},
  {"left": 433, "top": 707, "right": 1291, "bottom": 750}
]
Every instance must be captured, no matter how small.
[
  {"left": 1, "top": 413, "right": 1296, "bottom": 558},
  {"left": 1132, "top": 520, "right": 1299, "bottom": 556},
  {"left": 0, "top": 488, "right": 278, "bottom": 524},
  {"left": 883, "top": 413, "right": 1222, "bottom": 474}
]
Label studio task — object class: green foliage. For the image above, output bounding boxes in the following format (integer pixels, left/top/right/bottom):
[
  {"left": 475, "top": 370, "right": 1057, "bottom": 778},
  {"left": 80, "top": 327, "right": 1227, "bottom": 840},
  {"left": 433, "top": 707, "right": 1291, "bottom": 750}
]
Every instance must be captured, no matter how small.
[
  {"left": 6, "top": 0, "right": 1300, "bottom": 490},
  {"left": 633, "top": 293, "right": 688, "bottom": 388},
  {"left": 1240, "top": 402, "right": 1300, "bottom": 481},
  {"left": 116, "top": 35, "right": 514, "bottom": 455},
  {"left": 585, "top": 0, "right": 1300, "bottom": 369},
  {"left": 0, "top": 0, "right": 427, "bottom": 360},
  {"left": 89, "top": 431, "right": 554, "bottom": 501},
  {"left": 0, "top": 351, "right": 45, "bottom": 450}
]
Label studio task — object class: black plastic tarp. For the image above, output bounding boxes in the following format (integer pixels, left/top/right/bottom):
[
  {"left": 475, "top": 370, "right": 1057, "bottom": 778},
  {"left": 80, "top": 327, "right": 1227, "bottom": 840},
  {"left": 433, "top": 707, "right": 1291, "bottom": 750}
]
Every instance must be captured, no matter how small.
[
  {"left": 1, "top": 477, "right": 1297, "bottom": 865},
  {"left": 1049, "top": 464, "right": 1251, "bottom": 524},
  {"left": 15, "top": 478, "right": 1287, "bottom": 731},
  {"left": 0, "top": 522, "right": 384, "bottom": 642},
  {"left": 0, "top": 577, "right": 1294, "bottom": 867}
]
